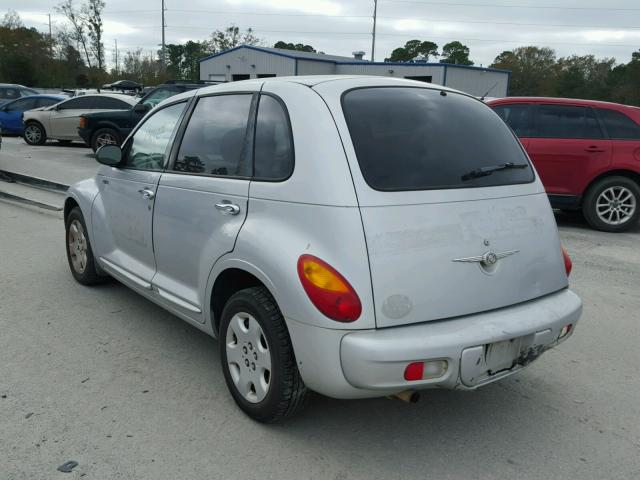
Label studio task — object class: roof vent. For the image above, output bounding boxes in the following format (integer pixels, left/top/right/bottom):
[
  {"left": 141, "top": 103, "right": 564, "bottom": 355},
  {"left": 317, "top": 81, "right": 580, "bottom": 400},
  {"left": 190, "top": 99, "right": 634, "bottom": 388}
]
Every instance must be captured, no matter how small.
[{"left": 352, "top": 51, "right": 366, "bottom": 60}]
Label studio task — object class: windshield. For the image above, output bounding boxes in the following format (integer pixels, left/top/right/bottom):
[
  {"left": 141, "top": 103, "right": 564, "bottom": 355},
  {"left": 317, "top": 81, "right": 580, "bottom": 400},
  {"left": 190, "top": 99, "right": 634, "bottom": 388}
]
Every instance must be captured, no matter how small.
[
  {"left": 342, "top": 87, "right": 534, "bottom": 191},
  {"left": 141, "top": 87, "right": 178, "bottom": 108}
]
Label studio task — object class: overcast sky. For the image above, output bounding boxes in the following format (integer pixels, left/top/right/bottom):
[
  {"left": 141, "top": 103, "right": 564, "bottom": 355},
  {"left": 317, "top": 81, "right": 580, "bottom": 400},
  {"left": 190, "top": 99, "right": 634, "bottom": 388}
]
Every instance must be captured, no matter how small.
[{"left": 4, "top": 0, "right": 640, "bottom": 67}]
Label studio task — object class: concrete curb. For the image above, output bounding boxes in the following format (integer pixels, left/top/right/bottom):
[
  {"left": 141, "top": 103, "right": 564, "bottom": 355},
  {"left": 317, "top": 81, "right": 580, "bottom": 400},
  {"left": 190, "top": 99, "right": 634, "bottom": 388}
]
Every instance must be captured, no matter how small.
[
  {"left": 0, "top": 169, "right": 69, "bottom": 192},
  {"left": 0, "top": 190, "right": 62, "bottom": 211}
]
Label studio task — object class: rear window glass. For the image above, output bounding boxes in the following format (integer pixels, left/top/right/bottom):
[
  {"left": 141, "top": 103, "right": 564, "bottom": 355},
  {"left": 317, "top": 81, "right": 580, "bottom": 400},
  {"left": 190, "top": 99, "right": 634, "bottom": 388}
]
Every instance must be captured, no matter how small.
[
  {"left": 597, "top": 108, "right": 640, "bottom": 140},
  {"left": 342, "top": 87, "right": 533, "bottom": 191}
]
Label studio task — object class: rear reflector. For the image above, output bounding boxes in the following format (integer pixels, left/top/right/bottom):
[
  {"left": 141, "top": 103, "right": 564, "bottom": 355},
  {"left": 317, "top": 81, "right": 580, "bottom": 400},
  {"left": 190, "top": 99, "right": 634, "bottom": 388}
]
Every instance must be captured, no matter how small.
[
  {"left": 559, "top": 324, "right": 573, "bottom": 339},
  {"left": 562, "top": 247, "right": 572, "bottom": 276},
  {"left": 404, "top": 360, "right": 448, "bottom": 381}
]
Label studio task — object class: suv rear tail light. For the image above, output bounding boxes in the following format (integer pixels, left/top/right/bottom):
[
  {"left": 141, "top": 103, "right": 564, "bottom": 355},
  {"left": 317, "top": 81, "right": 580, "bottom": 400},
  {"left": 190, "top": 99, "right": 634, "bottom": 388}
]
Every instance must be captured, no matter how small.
[
  {"left": 562, "top": 247, "right": 572, "bottom": 276},
  {"left": 297, "top": 254, "right": 362, "bottom": 322}
]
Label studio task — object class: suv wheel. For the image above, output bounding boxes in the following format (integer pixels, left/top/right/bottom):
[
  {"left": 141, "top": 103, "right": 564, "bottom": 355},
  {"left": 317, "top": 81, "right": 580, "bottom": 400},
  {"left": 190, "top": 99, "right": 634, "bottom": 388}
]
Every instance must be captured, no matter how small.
[
  {"left": 24, "top": 122, "right": 46, "bottom": 145},
  {"left": 65, "top": 207, "right": 105, "bottom": 285},
  {"left": 91, "top": 128, "right": 121, "bottom": 152},
  {"left": 583, "top": 176, "right": 640, "bottom": 232},
  {"left": 219, "top": 286, "right": 308, "bottom": 422}
]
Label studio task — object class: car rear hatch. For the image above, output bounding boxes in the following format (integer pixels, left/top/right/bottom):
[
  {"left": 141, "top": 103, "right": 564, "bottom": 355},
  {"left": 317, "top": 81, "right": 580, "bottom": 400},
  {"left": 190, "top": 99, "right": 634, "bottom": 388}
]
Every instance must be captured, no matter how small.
[{"left": 323, "top": 82, "right": 569, "bottom": 328}]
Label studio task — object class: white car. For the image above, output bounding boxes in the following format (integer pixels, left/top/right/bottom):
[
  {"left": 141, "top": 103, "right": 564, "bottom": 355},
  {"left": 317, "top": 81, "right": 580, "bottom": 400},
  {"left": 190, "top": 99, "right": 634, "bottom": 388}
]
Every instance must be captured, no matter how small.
[
  {"left": 23, "top": 93, "right": 137, "bottom": 146},
  {"left": 64, "top": 76, "right": 582, "bottom": 422}
]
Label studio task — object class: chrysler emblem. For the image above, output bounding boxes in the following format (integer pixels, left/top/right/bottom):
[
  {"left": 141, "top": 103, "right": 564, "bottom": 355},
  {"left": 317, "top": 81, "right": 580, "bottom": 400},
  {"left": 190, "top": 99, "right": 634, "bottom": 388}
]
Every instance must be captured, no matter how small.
[{"left": 453, "top": 250, "right": 519, "bottom": 266}]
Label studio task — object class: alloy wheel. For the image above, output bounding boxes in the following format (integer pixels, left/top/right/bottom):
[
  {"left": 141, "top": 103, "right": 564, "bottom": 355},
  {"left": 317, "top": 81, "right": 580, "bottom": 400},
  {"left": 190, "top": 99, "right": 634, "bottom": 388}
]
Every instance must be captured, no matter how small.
[
  {"left": 225, "top": 312, "right": 272, "bottom": 403},
  {"left": 68, "top": 219, "right": 88, "bottom": 274},
  {"left": 96, "top": 132, "right": 117, "bottom": 148},
  {"left": 596, "top": 186, "right": 637, "bottom": 226},
  {"left": 24, "top": 125, "right": 41, "bottom": 144}
]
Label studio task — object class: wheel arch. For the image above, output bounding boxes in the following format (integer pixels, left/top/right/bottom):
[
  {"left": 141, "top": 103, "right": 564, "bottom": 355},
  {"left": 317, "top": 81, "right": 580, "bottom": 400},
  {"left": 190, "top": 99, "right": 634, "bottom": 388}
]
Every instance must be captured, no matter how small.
[
  {"left": 206, "top": 259, "right": 280, "bottom": 337},
  {"left": 582, "top": 169, "right": 640, "bottom": 201},
  {"left": 23, "top": 118, "right": 47, "bottom": 138}
]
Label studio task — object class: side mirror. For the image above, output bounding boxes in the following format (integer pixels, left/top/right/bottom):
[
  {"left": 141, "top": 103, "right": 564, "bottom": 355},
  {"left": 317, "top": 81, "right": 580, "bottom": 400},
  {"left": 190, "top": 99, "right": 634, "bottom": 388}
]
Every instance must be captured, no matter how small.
[
  {"left": 96, "top": 144, "right": 122, "bottom": 166},
  {"left": 134, "top": 103, "right": 149, "bottom": 113}
]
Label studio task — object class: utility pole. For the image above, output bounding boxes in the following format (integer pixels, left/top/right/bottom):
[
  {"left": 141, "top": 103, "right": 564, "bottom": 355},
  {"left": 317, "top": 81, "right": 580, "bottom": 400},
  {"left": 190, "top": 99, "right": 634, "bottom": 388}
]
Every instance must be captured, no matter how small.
[
  {"left": 114, "top": 39, "right": 119, "bottom": 75},
  {"left": 371, "top": 0, "right": 378, "bottom": 62},
  {"left": 48, "top": 14, "right": 53, "bottom": 55},
  {"left": 161, "top": 0, "right": 166, "bottom": 70}
]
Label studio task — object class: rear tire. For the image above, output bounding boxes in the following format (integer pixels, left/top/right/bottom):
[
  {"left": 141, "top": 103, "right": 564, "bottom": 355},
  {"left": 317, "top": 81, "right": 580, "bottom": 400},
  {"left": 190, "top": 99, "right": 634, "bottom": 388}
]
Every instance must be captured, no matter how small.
[
  {"left": 582, "top": 176, "right": 640, "bottom": 232},
  {"left": 23, "top": 122, "right": 46, "bottom": 146},
  {"left": 65, "top": 207, "right": 105, "bottom": 285},
  {"left": 91, "top": 128, "right": 121, "bottom": 152},
  {"left": 219, "top": 286, "right": 308, "bottom": 422}
]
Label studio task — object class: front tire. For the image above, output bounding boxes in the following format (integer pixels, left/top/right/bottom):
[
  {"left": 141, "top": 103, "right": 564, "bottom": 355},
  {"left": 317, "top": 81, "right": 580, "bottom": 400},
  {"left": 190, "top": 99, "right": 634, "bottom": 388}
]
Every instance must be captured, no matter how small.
[
  {"left": 582, "top": 176, "right": 640, "bottom": 232},
  {"left": 65, "top": 207, "right": 104, "bottom": 285},
  {"left": 23, "top": 122, "right": 46, "bottom": 146},
  {"left": 91, "top": 128, "right": 121, "bottom": 152},
  {"left": 219, "top": 287, "right": 308, "bottom": 422}
]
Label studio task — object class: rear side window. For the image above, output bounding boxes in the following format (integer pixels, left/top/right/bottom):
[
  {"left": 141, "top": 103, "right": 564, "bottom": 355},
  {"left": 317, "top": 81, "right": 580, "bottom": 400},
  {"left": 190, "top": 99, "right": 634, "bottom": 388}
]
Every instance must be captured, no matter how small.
[
  {"left": 93, "top": 96, "right": 131, "bottom": 109},
  {"left": 535, "top": 105, "right": 602, "bottom": 139},
  {"left": 342, "top": 87, "right": 533, "bottom": 191},
  {"left": 597, "top": 108, "right": 640, "bottom": 140},
  {"left": 59, "top": 97, "right": 95, "bottom": 110},
  {"left": 493, "top": 104, "right": 532, "bottom": 137},
  {"left": 1, "top": 88, "right": 19, "bottom": 100},
  {"left": 174, "top": 94, "right": 253, "bottom": 177},
  {"left": 36, "top": 98, "right": 60, "bottom": 108},
  {"left": 253, "top": 95, "right": 294, "bottom": 180},
  {"left": 4, "top": 98, "right": 38, "bottom": 112}
]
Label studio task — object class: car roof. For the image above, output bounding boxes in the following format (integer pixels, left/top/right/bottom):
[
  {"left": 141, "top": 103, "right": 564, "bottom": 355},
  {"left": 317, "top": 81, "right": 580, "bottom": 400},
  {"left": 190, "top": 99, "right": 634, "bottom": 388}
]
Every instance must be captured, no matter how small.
[
  {"left": 487, "top": 96, "right": 639, "bottom": 111},
  {"left": 0, "top": 83, "right": 29, "bottom": 88},
  {"left": 194, "top": 75, "right": 461, "bottom": 95},
  {"left": 64, "top": 93, "right": 138, "bottom": 104},
  {"left": 3, "top": 94, "right": 65, "bottom": 103}
]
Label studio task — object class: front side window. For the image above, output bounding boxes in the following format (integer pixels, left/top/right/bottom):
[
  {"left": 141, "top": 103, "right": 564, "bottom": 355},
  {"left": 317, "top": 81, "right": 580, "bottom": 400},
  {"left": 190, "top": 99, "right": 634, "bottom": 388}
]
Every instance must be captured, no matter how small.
[
  {"left": 493, "top": 104, "right": 533, "bottom": 137},
  {"left": 58, "top": 97, "right": 95, "bottom": 110},
  {"left": 597, "top": 108, "right": 640, "bottom": 140},
  {"left": 342, "top": 87, "right": 533, "bottom": 191},
  {"left": 535, "top": 105, "right": 602, "bottom": 139},
  {"left": 253, "top": 95, "right": 294, "bottom": 180},
  {"left": 174, "top": 94, "right": 253, "bottom": 177},
  {"left": 20, "top": 88, "right": 38, "bottom": 97},
  {"left": 124, "top": 102, "right": 187, "bottom": 171},
  {"left": 141, "top": 87, "right": 179, "bottom": 108},
  {"left": 36, "top": 98, "right": 61, "bottom": 108},
  {"left": 1, "top": 88, "right": 19, "bottom": 100}
]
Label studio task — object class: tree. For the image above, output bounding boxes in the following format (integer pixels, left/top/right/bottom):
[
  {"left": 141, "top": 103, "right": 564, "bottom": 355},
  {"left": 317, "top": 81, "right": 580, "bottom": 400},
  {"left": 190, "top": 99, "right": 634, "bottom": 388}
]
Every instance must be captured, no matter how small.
[
  {"left": 56, "top": 0, "right": 92, "bottom": 68},
  {"left": 491, "top": 46, "right": 557, "bottom": 96},
  {"left": 440, "top": 41, "right": 473, "bottom": 65},
  {"left": 274, "top": 41, "right": 315, "bottom": 53},
  {"left": 385, "top": 40, "right": 438, "bottom": 62},
  {"left": 164, "top": 41, "right": 210, "bottom": 80},
  {"left": 207, "top": 26, "right": 262, "bottom": 54},
  {"left": 82, "top": 0, "right": 105, "bottom": 70},
  {"left": 2, "top": 9, "right": 23, "bottom": 29}
]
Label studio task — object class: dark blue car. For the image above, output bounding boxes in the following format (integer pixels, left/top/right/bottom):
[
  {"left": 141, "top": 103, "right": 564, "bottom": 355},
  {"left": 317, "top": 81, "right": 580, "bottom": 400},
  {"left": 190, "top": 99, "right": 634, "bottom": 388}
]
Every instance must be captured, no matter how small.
[{"left": 0, "top": 94, "right": 65, "bottom": 134}]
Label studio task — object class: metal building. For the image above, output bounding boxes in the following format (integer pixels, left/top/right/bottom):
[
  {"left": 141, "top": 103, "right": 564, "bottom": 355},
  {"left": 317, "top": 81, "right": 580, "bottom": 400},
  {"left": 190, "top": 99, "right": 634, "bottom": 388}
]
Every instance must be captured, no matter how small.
[{"left": 199, "top": 45, "right": 510, "bottom": 97}]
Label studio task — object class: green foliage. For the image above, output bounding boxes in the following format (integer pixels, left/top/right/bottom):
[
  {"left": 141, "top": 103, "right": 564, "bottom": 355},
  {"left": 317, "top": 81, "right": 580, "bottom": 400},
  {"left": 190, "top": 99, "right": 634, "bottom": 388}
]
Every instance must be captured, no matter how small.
[
  {"left": 386, "top": 40, "right": 439, "bottom": 62},
  {"left": 274, "top": 41, "right": 316, "bottom": 53},
  {"left": 440, "top": 41, "right": 473, "bottom": 66},
  {"left": 490, "top": 46, "right": 640, "bottom": 105}
]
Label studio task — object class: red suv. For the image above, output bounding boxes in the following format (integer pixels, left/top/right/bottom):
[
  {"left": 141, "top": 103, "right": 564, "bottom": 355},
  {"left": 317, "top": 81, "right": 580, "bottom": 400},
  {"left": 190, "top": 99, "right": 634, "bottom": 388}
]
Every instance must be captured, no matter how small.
[{"left": 488, "top": 97, "right": 640, "bottom": 232}]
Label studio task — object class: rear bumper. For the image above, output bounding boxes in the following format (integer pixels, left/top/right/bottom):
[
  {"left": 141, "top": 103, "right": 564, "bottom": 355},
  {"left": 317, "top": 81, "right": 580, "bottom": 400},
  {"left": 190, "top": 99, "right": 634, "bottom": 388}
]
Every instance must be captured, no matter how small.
[
  {"left": 78, "top": 127, "right": 92, "bottom": 144},
  {"left": 288, "top": 289, "right": 582, "bottom": 399}
]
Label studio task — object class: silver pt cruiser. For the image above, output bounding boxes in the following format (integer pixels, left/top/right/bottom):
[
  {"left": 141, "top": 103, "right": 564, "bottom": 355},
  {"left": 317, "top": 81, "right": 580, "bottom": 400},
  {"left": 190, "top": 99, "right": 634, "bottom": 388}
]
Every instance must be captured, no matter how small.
[{"left": 64, "top": 76, "right": 582, "bottom": 422}]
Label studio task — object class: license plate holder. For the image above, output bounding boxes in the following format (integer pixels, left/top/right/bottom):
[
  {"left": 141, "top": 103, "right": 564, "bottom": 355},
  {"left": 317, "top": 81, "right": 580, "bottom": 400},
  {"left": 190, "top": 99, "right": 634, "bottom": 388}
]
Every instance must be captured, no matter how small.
[{"left": 485, "top": 338, "right": 521, "bottom": 374}]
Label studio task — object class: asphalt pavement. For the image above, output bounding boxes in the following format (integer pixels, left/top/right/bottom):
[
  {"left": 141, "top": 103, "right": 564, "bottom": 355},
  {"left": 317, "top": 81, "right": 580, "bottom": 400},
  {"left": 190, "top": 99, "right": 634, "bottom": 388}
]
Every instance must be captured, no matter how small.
[{"left": 0, "top": 179, "right": 639, "bottom": 479}]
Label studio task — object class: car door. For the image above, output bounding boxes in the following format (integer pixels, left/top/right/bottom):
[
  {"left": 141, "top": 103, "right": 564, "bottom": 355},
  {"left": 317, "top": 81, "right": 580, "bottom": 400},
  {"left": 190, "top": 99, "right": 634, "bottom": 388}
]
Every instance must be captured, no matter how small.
[
  {"left": 527, "top": 104, "right": 612, "bottom": 195},
  {"left": 151, "top": 92, "right": 256, "bottom": 316},
  {"left": 92, "top": 101, "right": 189, "bottom": 288},
  {"left": 49, "top": 96, "right": 96, "bottom": 139},
  {"left": 1, "top": 97, "right": 38, "bottom": 132}
]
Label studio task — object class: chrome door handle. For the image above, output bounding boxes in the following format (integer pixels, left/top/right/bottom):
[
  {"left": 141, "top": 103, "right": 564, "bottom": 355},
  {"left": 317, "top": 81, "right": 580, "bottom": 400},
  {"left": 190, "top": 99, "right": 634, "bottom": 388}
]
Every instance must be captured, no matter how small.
[
  {"left": 215, "top": 202, "right": 240, "bottom": 215},
  {"left": 138, "top": 188, "right": 155, "bottom": 200}
]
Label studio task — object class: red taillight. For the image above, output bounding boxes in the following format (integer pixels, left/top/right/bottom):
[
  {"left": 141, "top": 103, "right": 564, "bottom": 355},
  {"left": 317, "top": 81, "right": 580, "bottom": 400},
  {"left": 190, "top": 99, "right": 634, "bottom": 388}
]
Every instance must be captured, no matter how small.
[
  {"left": 404, "top": 362, "right": 424, "bottom": 381},
  {"left": 79, "top": 117, "right": 87, "bottom": 128},
  {"left": 562, "top": 246, "right": 572, "bottom": 277},
  {"left": 297, "top": 254, "right": 362, "bottom": 322}
]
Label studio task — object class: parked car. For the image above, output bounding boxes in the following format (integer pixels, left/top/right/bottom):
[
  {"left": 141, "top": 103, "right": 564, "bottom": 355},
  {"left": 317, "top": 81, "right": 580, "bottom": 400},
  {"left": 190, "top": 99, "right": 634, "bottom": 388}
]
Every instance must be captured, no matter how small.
[
  {"left": 488, "top": 97, "right": 640, "bottom": 232},
  {"left": 64, "top": 76, "right": 582, "bottom": 422},
  {"left": 23, "top": 93, "right": 137, "bottom": 146},
  {"left": 102, "top": 80, "right": 143, "bottom": 93},
  {"left": 0, "top": 84, "right": 39, "bottom": 107},
  {"left": 78, "top": 81, "right": 211, "bottom": 151},
  {"left": 0, "top": 94, "right": 65, "bottom": 134}
]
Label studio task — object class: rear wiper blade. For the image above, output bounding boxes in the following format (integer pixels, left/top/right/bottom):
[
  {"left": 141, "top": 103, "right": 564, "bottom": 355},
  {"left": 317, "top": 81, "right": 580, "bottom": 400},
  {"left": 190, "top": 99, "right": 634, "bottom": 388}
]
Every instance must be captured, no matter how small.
[{"left": 461, "top": 162, "right": 529, "bottom": 181}]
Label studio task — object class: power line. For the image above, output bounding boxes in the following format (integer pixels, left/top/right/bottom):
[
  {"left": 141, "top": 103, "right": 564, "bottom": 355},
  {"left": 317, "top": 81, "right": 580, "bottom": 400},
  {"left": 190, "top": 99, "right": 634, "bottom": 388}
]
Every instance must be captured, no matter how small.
[{"left": 383, "top": 0, "right": 640, "bottom": 11}]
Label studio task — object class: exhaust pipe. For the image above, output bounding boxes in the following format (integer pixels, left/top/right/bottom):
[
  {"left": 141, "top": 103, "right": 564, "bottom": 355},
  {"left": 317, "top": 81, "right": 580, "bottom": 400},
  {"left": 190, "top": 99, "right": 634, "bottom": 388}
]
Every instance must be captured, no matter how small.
[{"left": 388, "top": 390, "right": 420, "bottom": 403}]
